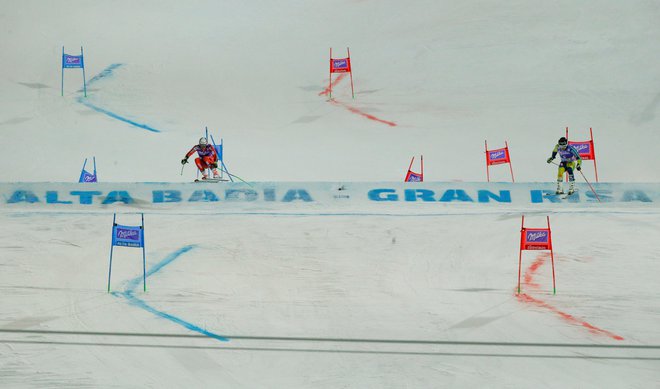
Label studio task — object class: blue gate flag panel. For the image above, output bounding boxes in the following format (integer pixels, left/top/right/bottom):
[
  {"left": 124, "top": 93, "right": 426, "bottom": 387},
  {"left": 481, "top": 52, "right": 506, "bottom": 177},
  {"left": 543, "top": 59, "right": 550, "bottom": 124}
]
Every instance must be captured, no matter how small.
[
  {"left": 62, "top": 54, "right": 84, "bottom": 68},
  {"left": 112, "top": 224, "right": 144, "bottom": 248},
  {"left": 79, "top": 170, "right": 97, "bottom": 183}
]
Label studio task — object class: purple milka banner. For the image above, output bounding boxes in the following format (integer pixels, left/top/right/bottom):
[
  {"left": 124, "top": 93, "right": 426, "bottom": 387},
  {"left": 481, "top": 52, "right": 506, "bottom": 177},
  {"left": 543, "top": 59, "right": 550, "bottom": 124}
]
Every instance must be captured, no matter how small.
[
  {"left": 62, "top": 54, "right": 84, "bottom": 68},
  {"left": 526, "top": 230, "right": 549, "bottom": 243},
  {"left": 112, "top": 224, "right": 144, "bottom": 248},
  {"left": 571, "top": 142, "right": 591, "bottom": 154},
  {"left": 489, "top": 149, "right": 507, "bottom": 162},
  {"left": 332, "top": 59, "right": 348, "bottom": 69}
]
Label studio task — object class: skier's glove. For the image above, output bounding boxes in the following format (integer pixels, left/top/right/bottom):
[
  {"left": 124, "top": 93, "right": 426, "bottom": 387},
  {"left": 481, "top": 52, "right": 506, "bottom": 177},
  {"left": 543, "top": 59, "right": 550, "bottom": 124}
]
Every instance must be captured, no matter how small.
[
  {"left": 576, "top": 164, "right": 581, "bottom": 171},
  {"left": 181, "top": 158, "right": 188, "bottom": 165},
  {"left": 546, "top": 157, "right": 554, "bottom": 163}
]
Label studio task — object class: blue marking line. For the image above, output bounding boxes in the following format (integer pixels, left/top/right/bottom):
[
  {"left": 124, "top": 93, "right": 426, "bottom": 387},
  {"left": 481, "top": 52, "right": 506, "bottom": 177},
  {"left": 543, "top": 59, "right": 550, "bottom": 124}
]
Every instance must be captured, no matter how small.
[
  {"left": 77, "top": 98, "right": 161, "bottom": 133},
  {"left": 114, "top": 244, "right": 229, "bottom": 342},
  {"left": 77, "top": 64, "right": 162, "bottom": 133},
  {"left": 86, "top": 63, "right": 124, "bottom": 86}
]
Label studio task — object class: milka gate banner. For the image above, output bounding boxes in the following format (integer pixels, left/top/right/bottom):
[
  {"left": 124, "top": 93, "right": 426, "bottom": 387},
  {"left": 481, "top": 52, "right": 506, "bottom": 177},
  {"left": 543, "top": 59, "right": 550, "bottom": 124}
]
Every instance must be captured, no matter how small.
[
  {"left": 485, "top": 140, "right": 514, "bottom": 182},
  {"left": 61, "top": 46, "right": 87, "bottom": 97},
  {"left": 2, "top": 182, "right": 660, "bottom": 212},
  {"left": 566, "top": 127, "right": 599, "bottom": 182},
  {"left": 329, "top": 47, "right": 355, "bottom": 99}
]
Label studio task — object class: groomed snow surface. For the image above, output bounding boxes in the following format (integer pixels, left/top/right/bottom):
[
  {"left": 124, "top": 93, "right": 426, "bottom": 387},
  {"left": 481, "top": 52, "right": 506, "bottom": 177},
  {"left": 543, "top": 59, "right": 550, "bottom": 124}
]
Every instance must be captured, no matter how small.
[{"left": 2, "top": 1, "right": 660, "bottom": 387}]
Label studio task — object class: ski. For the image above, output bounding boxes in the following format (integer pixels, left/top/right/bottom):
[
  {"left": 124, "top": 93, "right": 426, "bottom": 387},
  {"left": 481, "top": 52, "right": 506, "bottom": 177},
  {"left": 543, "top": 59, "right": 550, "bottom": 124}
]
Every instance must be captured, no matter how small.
[
  {"left": 194, "top": 178, "right": 228, "bottom": 183},
  {"left": 543, "top": 190, "right": 578, "bottom": 200}
]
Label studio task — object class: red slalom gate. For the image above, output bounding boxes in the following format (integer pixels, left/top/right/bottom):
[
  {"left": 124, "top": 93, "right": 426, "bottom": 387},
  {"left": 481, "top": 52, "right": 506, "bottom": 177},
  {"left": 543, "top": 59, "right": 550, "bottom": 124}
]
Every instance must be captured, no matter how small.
[
  {"left": 517, "top": 215, "right": 556, "bottom": 295},
  {"left": 485, "top": 140, "right": 514, "bottom": 182},
  {"left": 329, "top": 47, "right": 354, "bottom": 99},
  {"left": 565, "top": 127, "right": 599, "bottom": 182},
  {"left": 404, "top": 155, "right": 423, "bottom": 182}
]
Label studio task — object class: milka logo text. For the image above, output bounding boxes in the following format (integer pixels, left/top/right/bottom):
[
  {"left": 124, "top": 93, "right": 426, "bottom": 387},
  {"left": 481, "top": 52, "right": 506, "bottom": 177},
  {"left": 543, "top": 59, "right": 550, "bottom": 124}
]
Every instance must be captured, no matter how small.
[
  {"left": 527, "top": 231, "right": 547, "bottom": 241},
  {"left": 490, "top": 150, "right": 505, "bottom": 159},
  {"left": 573, "top": 143, "right": 590, "bottom": 152},
  {"left": 117, "top": 228, "right": 139, "bottom": 240}
]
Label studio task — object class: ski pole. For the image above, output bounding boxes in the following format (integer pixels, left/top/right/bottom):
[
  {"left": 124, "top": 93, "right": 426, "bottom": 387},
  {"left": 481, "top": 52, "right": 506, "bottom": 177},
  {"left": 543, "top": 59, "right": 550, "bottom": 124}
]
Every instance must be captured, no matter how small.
[
  {"left": 219, "top": 166, "right": 253, "bottom": 187},
  {"left": 550, "top": 161, "right": 601, "bottom": 202},
  {"left": 579, "top": 169, "right": 601, "bottom": 203},
  {"left": 180, "top": 163, "right": 186, "bottom": 176}
]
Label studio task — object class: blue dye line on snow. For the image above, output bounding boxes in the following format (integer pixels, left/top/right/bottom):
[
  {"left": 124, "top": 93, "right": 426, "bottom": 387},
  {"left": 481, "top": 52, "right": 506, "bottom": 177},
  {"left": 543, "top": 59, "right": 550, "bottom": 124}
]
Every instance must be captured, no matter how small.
[
  {"left": 77, "top": 99, "right": 161, "bottom": 133},
  {"left": 86, "top": 63, "right": 124, "bottom": 86},
  {"left": 113, "top": 244, "right": 229, "bottom": 342},
  {"left": 76, "top": 63, "right": 162, "bottom": 133}
]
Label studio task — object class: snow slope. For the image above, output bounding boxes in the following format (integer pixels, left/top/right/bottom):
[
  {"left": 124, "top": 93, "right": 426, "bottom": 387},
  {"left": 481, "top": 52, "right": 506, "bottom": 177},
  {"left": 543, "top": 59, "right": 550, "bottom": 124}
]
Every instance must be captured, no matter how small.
[
  {"left": 1, "top": 0, "right": 660, "bottom": 182},
  {"left": 1, "top": 1, "right": 660, "bottom": 388}
]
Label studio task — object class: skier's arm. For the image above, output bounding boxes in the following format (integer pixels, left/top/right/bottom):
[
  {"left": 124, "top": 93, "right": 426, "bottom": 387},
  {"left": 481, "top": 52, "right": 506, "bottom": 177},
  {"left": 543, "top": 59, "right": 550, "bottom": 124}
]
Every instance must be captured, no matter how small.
[
  {"left": 181, "top": 146, "right": 198, "bottom": 164},
  {"left": 184, "top": 146, "right": 198, "bottom": 159},
  {"left": 547, "top": 145, "right": 559, "bottom": 163}
]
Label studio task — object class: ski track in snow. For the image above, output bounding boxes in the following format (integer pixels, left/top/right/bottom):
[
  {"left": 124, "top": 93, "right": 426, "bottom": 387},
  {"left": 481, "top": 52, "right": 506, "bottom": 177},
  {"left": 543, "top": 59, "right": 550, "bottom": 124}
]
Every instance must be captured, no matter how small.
[{"left": 516, "top": 252, "right": 624, "bottom": 341}]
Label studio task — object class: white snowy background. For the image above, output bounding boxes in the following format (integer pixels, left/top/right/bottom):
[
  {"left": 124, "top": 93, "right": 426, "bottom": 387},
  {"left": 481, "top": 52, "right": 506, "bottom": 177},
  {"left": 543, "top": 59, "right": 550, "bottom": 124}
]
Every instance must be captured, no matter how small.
[{"left": 1, "top": 0, "right": 660, "bottom": 387}]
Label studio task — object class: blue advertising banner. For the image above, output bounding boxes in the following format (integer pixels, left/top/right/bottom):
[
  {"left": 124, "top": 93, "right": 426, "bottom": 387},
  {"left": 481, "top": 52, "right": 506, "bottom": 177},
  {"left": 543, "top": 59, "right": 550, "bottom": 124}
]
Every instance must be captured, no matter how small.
[
  {"left": 62, "top": 54, "right": 84, "bottom": 68},
  {"left": 112, "top": 224, "right": 144, "bottom": 248},
  {"left": 2, "top": 182, "right": 660, "bottom": 214}
]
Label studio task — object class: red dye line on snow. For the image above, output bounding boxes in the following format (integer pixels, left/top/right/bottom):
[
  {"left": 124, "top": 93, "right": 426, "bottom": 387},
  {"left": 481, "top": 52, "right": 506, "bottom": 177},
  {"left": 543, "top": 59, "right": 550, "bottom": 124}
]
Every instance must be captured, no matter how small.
[
  {"left": 319, "top": 74, "right": 397, "bottom": 127},
  {"left": 318, "top": 73, "right": 347, "bottom": 96},
  {"left": 329, "top": 99, "right": 397, "bottom": 127},
  {"left": 516, "top": 253, "right": 624, "bottom": 341},
  {"left": 523, "top": 256, "right": 543, "bottom": 289}
]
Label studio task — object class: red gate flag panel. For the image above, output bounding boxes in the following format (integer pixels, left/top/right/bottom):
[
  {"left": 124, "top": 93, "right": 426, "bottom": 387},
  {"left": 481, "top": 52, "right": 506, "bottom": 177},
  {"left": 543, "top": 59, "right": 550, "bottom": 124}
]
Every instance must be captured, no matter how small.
[
  {"left": 404, "top": 156, "right": 423, "bottom": 182},
  {"left": 484, "top": 140, "right": 514, "bottom": 182},
  {"left": 486, "top": 147, "right": 510, "bottom": 166},
  {"left": 405, "top": 171, "right": 423, "bottom": 182},
  {"left": 331, "top": 58, "right": 351, "bottom": 73},
  {"left": 568, "top": 140, "right": 595, "bottom": 160},
  {"left": 328, "top": 48, "right": 355, "bottom": 99},
  {"left": 520, "top": 228, "right": 552, "bottom": 250},
  {"left": 517, "top": 215, "right": 556, "bottom": 295}
]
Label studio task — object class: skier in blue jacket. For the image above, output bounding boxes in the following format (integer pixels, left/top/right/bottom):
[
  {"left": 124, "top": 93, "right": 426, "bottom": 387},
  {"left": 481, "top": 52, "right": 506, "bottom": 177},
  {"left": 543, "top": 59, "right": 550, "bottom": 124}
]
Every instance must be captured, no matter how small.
[{"left": 547, "top": 136, "right": 582, "bottom": 195}]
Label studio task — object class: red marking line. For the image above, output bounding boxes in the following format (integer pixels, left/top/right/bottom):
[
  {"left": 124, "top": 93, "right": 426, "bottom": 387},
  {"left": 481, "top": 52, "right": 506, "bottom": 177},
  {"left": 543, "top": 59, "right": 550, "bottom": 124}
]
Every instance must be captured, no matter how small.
[
  {"left": 329, "top": 99, "right": 397, "bottom": 127},
  {"left": 319, "top": 73, "right": 346, "bottom": 96},
  {"left": 516, "top": 253, "right": 624, "bottom": 341},
  {"left": 319, "top": 75, "right": 397, "bottom": 127}
]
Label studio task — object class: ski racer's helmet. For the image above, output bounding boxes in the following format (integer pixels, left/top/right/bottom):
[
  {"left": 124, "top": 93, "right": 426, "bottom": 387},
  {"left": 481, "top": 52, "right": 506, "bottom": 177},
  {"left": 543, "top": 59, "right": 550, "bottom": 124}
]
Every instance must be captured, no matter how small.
[
  {"left": 199, "top": 137, "right": 208, "bottom": 147},
  {"left": 558, "top": 137, "right": 568, "bottom": 148}
]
